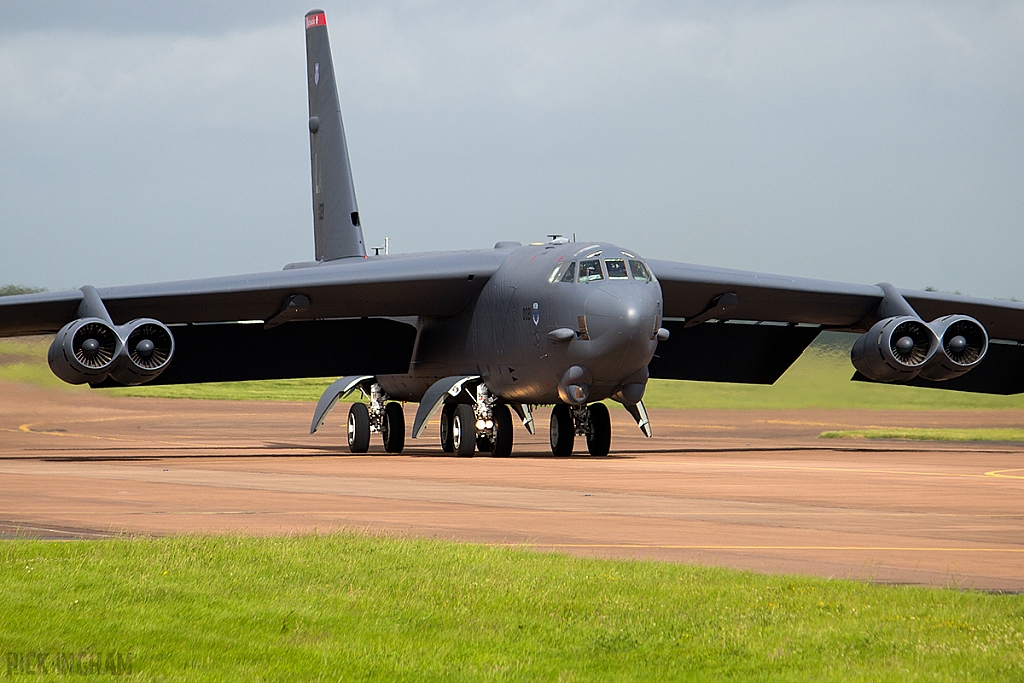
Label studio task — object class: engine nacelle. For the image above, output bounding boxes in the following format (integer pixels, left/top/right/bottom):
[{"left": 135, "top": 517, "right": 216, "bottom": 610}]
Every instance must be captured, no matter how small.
[
  {"left": 851, "top": 315, "right": 938, "bottom": 382},
  {"left": 48, "top": 318, "right": 123, "bottom": 385},
  {"left": 108, "top": 319, "right": 175, "bottom": 385},
  {"left": 48, "top": 317, "right": 175, "bottom": 386},
  {"left": 917, "top": 315, "right": 988, "bottom": 381}
]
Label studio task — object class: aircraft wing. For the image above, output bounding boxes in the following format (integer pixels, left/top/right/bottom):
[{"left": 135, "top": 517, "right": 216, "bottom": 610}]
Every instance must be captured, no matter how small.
[
  {"left": 0, "top": 250, "right": 501, "bottom": 337},
  {"left": 647, "top": 259, "right": 1024, "bottom": 393},
  {"left": 0, "top": 250, "right": 501, "bottom": 384},
  {"left": 649, "top": 259, "right": 1024, "bottom": 337}
]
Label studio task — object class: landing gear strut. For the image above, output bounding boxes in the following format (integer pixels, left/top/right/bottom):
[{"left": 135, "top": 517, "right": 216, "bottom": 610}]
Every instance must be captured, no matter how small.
[
  {"left": 347, "top": 383, "right": 405, "bottom": 454},
  {"left": 549, "top": 403, "right": 611, "bottom": 457}
]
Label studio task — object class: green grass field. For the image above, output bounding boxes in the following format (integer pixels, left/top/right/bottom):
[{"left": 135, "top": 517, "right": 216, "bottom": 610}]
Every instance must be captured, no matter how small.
[
  {"left": 2, "top": 534, "right": 1022, "bottom": 682},
  {"left": 6, "top": 333, "right": 1024, "bottom": 410},
  {"left": 821, "top": 428, "right": 1024, "bottom": 442},
  {"left": 5, "top": 334, "right": 1024, "bottom": 680}
]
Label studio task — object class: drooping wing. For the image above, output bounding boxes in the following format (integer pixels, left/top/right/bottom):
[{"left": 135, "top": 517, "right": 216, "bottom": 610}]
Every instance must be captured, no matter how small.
[
  {"left": 0, "top": 250, "right": 502, "bottom": 383},
  {"left": 0, "top": 250, "right": 501, "bottom": 336},
  {"left": 647, "top": 259, "right": 1024, "bottom": 393},
  {"left": 649, "top": 260, "right": 882, "bottom": 328}
]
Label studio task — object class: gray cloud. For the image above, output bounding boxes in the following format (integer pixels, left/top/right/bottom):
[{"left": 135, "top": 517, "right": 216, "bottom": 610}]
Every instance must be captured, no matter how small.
[{"left": 1, "top": 1, "right": 1021, "bottom": 299}]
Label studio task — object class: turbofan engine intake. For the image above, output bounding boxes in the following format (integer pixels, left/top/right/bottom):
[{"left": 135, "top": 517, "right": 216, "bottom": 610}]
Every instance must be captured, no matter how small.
[
  {"left": 851, "top": 316, "right": 937, "bottom": 382},
  {"left": 109, "top": 319, "right": 175, "bottom": 385},
  {"left": 48, "top": 318, "right": 123, "bottom": 384},
  {"left": 916, "top": 315, "right": 988, "bottom": 381}
]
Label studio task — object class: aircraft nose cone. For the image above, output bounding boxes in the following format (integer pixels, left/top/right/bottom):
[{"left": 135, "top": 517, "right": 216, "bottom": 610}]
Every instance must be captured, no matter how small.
[
  {"left": 578, "top": 282, "right": 660, "bottom": 380},
  {"left": 584, "top": 285, "right": 653, "bottom": 332}
]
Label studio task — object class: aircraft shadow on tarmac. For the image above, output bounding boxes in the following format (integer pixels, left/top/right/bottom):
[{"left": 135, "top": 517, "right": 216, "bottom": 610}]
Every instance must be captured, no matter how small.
[{"left": 23, "top": 443, "right": 1012, "bottom": 464}]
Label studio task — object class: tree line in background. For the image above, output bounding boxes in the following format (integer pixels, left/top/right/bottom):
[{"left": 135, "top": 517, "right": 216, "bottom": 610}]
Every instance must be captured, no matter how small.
[{"left": 0, "top": 285, "right": 46, "bottom": 297}]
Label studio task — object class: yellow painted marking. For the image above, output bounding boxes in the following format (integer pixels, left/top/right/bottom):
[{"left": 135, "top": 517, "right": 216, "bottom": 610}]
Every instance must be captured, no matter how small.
[
  {"left": 497, "top": 543, "right": 1024, "bottom": 553},
  {"left": 14, "top": 421, "right": 237, "bottom": 448},
  {"left": 985, "top": 469, "right": 1024, "bottom": 480}
]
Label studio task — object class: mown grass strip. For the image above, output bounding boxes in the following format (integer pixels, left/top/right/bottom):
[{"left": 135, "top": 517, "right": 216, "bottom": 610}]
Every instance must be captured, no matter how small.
[
  {"left": 1, "top": 534, "right": 1022, "bottom": 681},
  {"left": 820, "top": 428, "right": 1024, "bottom": 443}
]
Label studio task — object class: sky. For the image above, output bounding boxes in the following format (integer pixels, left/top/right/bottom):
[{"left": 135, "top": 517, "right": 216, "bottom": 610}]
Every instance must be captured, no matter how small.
[{"left": 1, "top": 1, "right": 1022, "bottom": 299}]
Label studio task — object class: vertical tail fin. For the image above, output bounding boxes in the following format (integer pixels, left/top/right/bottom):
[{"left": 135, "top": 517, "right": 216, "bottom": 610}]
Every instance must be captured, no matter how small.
[{"left": 305, "top": 9, "right": 366, "bottom": 261}]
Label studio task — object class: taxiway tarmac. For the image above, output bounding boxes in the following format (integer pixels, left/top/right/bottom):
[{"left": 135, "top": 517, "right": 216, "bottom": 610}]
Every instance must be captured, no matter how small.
[{"left": 2, "top": 382, "right": 1023, "bottom": 591}]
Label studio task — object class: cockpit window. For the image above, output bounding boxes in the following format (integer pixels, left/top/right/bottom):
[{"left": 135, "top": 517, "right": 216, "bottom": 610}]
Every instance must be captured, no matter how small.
[
  {"left": 629, "top": 260, "right": 651, "bottom": 282},
  {"left": 560, "top": 261, "right": 576, "bottom": 283},
  {"left": 578, "top": 259, "right": 603, "bottom": 282},
  {"left": 605, "top": 259, "right": 628, "bottom": 279},
  {"left": 549, "top": 262, "right": 568, "bottom": 283}
]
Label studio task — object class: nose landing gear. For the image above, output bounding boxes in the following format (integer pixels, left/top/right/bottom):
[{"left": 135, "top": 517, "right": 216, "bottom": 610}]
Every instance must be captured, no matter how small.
[{"left": 549, "top": 402, "right": 611, "bottom": 457}]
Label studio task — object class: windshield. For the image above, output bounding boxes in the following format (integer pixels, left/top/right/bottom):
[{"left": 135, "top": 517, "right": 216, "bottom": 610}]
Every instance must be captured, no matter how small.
[
  {"left": 605, "top": 259, "right": 628, "bottom": 279},
  {"left": 629, "top": 260, "right": 651, "bottom": 282},
  {"left": 578, "top": 259, "right": 604, "bottom": 282}
]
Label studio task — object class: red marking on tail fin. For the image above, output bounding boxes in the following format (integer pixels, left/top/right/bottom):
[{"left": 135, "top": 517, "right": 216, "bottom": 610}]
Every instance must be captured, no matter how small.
[{"left": 305, "top": 12, "right": 326, "bottom": 29}]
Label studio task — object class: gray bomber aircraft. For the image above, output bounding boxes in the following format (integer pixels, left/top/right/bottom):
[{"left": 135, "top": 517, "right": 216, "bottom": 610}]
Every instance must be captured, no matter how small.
[{"left": 3, "top": 10, "right": 1024, "bottom": 458}]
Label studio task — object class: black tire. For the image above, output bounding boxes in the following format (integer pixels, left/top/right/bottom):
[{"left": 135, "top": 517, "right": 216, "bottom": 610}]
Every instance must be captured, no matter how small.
[
  {"left": 550, "top": 404, "right": 574, "bottom": 457},
  {"left": 491, "top": 403, "right": 514, "bottom": 458},
  {"left": 382, "top": 402, "right": 405, "bottom": 453},
  {"left": 452, "top": 404, "right": 476, "bottom": 457},
  {"left": 347, "top": 403, "right": 370, "bottom": 453},
  {"left": 439, "top": 403, "right": 455, "bottom": 452},
  {"left": 586, "top": 402, "right": 611, "bottom": 457}
]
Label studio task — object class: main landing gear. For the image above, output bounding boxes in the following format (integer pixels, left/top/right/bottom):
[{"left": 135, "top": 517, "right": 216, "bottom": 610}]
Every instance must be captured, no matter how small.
[
  {"left": 550, "top": 403, "right": 611, "bottom": 457},
  {"left": 347, "top": 383, "right": 405, "bottom": 454},
  {"left": 439, "top": 384, "right": 514, "bottom": 458}
]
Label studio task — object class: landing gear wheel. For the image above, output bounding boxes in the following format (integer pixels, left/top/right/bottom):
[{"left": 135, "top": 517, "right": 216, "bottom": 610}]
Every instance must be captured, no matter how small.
[
  {"left": 347, "top": 403, "right": 370, "bottom": 453},
  {"left": 491, "top": 403, "right": 514, "bottom": 458},
  {"left": 550, "top": 404, "right": 574, "bottom": 457},
  {"left": 452, "top": 404, "right": 476, "bottom": 457},
  {"left": 439, "top": 403, "right": 456, "bottom": 452},
  {"left": 381, "top": 402, "right": 405, "bottom": 453},
  {"left": 586, "top": 402, "right": 611, "bottom": 457}
]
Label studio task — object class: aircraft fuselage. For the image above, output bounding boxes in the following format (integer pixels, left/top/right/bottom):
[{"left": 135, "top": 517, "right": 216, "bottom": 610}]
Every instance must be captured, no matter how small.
[{"left": 377, "top": 241, "right": 663, "bottom": 405}]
